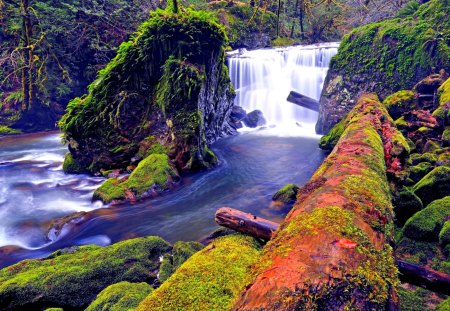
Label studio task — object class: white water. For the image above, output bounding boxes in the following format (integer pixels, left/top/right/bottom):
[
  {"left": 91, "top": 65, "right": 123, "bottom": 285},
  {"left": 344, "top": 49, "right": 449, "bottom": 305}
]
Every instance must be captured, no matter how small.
[{"left": 228, "top": 43, "right": 339, "bottom": 132}]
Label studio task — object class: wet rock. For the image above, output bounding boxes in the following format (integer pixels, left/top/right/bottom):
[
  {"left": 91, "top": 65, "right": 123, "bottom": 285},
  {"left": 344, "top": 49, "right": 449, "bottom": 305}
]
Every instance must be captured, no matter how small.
[
  {"left": 229, "top": 106, "right": 247, "bottom": 129},
  {"left": 243, "top": 110, "right": 266, "bottom": 128},
  {"left": 413, "top": 166, "right": 450, "bottom": 206},
  {"left": 272, "top": 184, "right": 299, "bottom": 204},
  {"left": 414, "top": 73, "right": 447, "bottom": 95}
]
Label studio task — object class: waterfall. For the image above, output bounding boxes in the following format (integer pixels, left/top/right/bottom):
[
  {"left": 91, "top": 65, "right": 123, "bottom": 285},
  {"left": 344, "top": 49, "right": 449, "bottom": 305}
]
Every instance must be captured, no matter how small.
[{"left": 228, "top": 43, "right": 338, "bottom": 130}]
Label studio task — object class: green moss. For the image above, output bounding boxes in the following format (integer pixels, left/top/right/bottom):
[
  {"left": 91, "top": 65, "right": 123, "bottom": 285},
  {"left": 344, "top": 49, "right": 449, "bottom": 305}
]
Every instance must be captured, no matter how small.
[
  {"left": 409, "top": 162, "right": 434, "bottom": 182},
  {"left": 319, "top": 117, "right": 346, "bottom": 151},
  {"left": 398, "top": 287, "right": 427, "bottom": 311},
  {"left": 158, "top": 241, "right": 204, "bottom": 283},
  {"left": 271, "top": 37, "right": 295, "bottom": 47},
  {"left": 393, "top": 188, "right": 423, "bottom": 226},
  {"left": 93, "top": 154, "right": 179, "bottom": 203},
  {"left": 413, "top": 166, "right": 450, "bottom": 206},
  {"left": 437, "top": 298, "right": 450, "bottom": 311},
  {"left": 85, "top": 281, "right": 152, "bottom": 311},
  {"left": 136, "top": 234, "right": 262, "bottom": 311},
  {"left": 433, "top": 78, "right": 450, "bottom": 126},
  {"left": 439, "top": 221, "right": 450, "bottom": 246},
  {"left": 0, "top": 236, "right": 171, "bottom": 310},
  {"left": 410, "top": 152, "right": 438, "bottom": 165},
  {"left": 403, "top": 196, "right": 450, "bottom": 241},
  {"left": 44, "top": 309, "right": 64, "bottom": 311},
  {"left": 395, "top": 116, "right": 409, "bottom": 131},
  {"left": 0, "top": 125, "right": 21, "bottom": 135},
  {"left": 272, "top": 183, "right": 299, "bottom": 204},
  {"left": 383, "top": 90, "right": 418, "bottom": 119},
  {"left": 62, "top": 152, "right": 85, "bottom": 174},
  {"left": 438, "top": 151, "right": 450, "bottom": 166},
  {"left": 442, "top": 127, "right": 450, "bottom": 146},
  {"left": 396, "top": 235, "right": 440, "bottom": 265},
  {"left": 422, "top": 139, "right": 441, "bottom": 153}
]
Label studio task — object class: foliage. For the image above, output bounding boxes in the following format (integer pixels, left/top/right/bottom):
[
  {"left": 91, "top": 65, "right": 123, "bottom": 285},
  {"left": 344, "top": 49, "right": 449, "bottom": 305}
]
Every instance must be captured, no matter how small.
[{"left": 0, "top": 236, "right": 171, "bottom": 310}]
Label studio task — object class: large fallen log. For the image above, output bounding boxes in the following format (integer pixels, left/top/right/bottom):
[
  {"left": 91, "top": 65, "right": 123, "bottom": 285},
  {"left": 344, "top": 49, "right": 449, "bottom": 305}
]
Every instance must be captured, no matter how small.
[
  {"left": 286, "top": 91, "right": 319, "bottom": 112},
  {"left": 233, "top": 94, "right": 408, "bottom": 310},
  {"left": 215, "top": 207, "right": 450, "bottom": 297},
  {"left": 215, "top": 207, "right": 279, "bottom": 241}
]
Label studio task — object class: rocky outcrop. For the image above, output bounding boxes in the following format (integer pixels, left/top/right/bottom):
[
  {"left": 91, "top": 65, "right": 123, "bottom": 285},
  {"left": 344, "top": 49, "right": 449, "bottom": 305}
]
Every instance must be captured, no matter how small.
[
  {"left": 60, "top": 8, "right": 234, "bottom": 176},
  {"left": 316, "top": 0, "right": 450, "bottom": 134}
]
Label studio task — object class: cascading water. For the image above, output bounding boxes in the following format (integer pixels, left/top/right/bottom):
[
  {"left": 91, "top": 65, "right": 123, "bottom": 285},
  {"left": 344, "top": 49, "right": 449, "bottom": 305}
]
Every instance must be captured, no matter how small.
[{"left": 228, "top": 43, "right": 339, "bottom": 131}]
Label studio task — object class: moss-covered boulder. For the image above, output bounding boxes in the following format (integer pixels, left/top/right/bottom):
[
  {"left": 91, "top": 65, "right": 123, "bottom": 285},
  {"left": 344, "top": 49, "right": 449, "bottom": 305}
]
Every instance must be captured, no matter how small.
[
  {"left": 410, "top": 152, "right": 438, "bottom": 165},
  {"left": 85, "top": 282, "right": 153, "bottom": 311},
  {"left": 93, "top": 154, "right": 179, "bottom": 204},
  {"left": 317, "top": 0, "right": 450, "bottom": 134},
  {"left": 272, "top": 183, "right": 299, "bottom": 204},
  {"left": 60, "top": 8, "right": 234, "bottom": 175},
  {"left": 0, "top": 236, "right": 170, "bottom": 310},
  {"left": 403, "top": 196, "right": 450, "bottom": 241},
  {"left": 439, "top": 221, "right": 450, "bottom": 246},
  {"left": 436, "top": 298, "right": 450, "bottom": 311},
  {"left": 383, "top": 90, "right": 418, "bottom": 119},
  {"left": 433, "top": 77, "right": 450, "bottom": 126},
  {"left": 398, "top": 287, "right": 427, "bottom": 311},
  {"left": 408, "top": 162, "right": 434, "bottom": 182},
  {"left": 136, "top": 234, "right": 262, "bottom": 311},
  {"left": 413, "top": 166, "right": 450, "bottom": 206},
  {"left": 62, "top": 152, "right": 85, "bottom": 174},
  {"left": 158, "top": 241, "right": 204, "bottom": 283},
  {"left": 442, "top": 127, "right": 450, "bottom": 146},
  {"left": 393, "top": 188, "right": 423, "bottom": 226}
]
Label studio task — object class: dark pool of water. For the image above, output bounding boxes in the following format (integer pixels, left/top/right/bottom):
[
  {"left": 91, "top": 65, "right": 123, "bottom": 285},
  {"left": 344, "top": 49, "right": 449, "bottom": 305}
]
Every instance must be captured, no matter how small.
[{"left": 0, "top": 129, "right": 325, "bottom": 268}]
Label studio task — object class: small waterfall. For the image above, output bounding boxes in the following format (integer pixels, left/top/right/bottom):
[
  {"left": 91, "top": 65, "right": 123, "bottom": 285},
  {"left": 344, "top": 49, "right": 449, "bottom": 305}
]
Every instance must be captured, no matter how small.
[{"left": 228, "top": 43, "right": 338, "bottom": 130}]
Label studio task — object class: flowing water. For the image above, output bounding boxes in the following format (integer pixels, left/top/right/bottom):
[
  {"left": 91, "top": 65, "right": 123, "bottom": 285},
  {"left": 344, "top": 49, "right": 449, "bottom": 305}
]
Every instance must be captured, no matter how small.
[{"left": 0, "top": 43, "right": 338, "bottom": 268}]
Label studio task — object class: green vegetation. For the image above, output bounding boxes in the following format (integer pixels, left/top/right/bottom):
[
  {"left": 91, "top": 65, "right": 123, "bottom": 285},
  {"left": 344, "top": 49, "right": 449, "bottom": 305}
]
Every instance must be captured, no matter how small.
[
  {"left": 393, "top": 188, "right": 423, "bottom": 225},
  {"left": 0, "top": 236, "right": 171, "bottom": 310},
  {"left": 136, "top": 234, "right": 262, "bottom": 311},
  {"left": 93, "top": 154, "right": 179, "bottom": 203},
  {"left": 0, "top": 126, "right": 21, "bottom": 135},
  {"left": 410, "top": 152, "right": 438, "bottom": 165},
  {"left": 403, "top": 196, "right": 450, "bottom": 241},
  {"left": 437, "top": 298, "right": 450, "bottom": 311},
  {"left": 434, "top": 77, "right": 450, "bottom": 126},
  {"left": 62, "top": 152, "right": 85, "bottom": 174},
  {"left": 398, "top": 287, "right": 427, "bottom": 311},
  {"left": 439, "top": 221, "right": 450, "bottom": 246},
  {"left": 319, "top": 117, "right": 345, "bottom": 151},
  {"left": 383, "top": 90, "right": 418, "bottom": 119},
  {"left": 413, "top": 166, "right": 450, "bottom": 206},
  {"left": 272, "top": 183, "right": 299, "bottom": 203},
  {"left": 409, "top": 162, "right": 433, "bottom": 182},
  {"left": 85, "top": 282, "right": 153, "bottom": 311}
]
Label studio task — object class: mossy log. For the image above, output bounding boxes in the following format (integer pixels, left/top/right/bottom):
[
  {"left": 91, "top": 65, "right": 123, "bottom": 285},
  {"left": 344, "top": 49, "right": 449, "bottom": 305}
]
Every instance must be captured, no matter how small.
[
  {"left": 215, "top": 207, "right": 279, "bottom": 241},
  {"left": 234, "top": 94, "right": 401, "bottom": 310}
]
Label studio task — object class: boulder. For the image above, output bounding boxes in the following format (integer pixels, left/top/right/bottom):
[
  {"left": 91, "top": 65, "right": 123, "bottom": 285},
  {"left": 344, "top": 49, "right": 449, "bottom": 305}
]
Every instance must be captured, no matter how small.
[
  {"left": 272, "top": 183, "right": 299, "bottom": 204},
  {"left": 383, "top": 90, "right": 418, "bottom": 120},
  {"left": 413, "top": 166, "right": 450, "bottom": 206},
  {"left": 440, "top": 221, "right": 450, "bottom": 246},
  {"left": 414, "top": 73, "right": 447, "bottom": 94},
  {"left": 408, "top": 162, "right": 434, "bottom": 182},
  {"left": 229, "top": 106, "right": 247, "bottom": 129},
  {"left": 393, "top": 188, "right": 423, "bottom": 226},
  {"left": 243, "top": 109, "right": 266, "bottom": 128}
]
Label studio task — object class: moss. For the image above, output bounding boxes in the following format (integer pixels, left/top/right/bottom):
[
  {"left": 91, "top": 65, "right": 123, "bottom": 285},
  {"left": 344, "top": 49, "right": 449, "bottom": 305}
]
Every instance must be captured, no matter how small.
[
  {"left": 93, "top": 154, "right": 179, "bottom": 203},
  {"left": 403, "top": 196, "right": 450, "bottom": 241},
  {"left": 434, "top": 77, "right": 450, "bottom": 126},
  {"left": 85, "top": 281, "right": 152, "bottom": 311},
  {"left": 395, "top": 116, "right": 409, "bottom": 131},
  {"left": 398, "top": 287, "right": 427, "bottom": 311},
  {"left": 0, "top": 236, "right": 171, "bottom": 310},
  {"left": 158, "top": 241, "right": 204, "bottom": 283},
  {"left": 383, "top": 90, "right": 418, "bottom": 119},
  {"left": 0, "top": 125, "right": 21, "bottom": 135},
  {"left": 62, "top": 152, "right": 85, "bottom": 174},
  {"left": 44, "top": 309, "right": 64, "bottom": 311},
  {"left": 393, "top": 188, "right": 423, "bottom": 226},
  {"left": 272, "top": 183, "right": 299, "bottom": 204},
  {"left": 439, "top": 221, "right": 450, "bottom": 246},
  {"left": 136, "top": 234, "right": 262, "bottom": 311},
  {"left": 442, "top": 127, "right": 450, "bottom": 146},
  {"left": 410, "top": 152, "right": 437, "bottom": 165},
  {"left": 271, "top": 36, "right": 295, "bottom": 47},
  {"left": 413, "top": 166, "right": 450, "bottom": 206},
  {"left": 319, "top": 117, "right": 346, "bottom": 151},
  {"left": 422, "top": 139, "right": 441, "bottom": 153},
  {"left": 437, "top": 298, "right": 450, "bottom": 311},
  {"left": 396, "top": 235, "right": 440, "bottom": 265},
  {"left": 409, "top": 162, "right": 434, "bottom": 182}
]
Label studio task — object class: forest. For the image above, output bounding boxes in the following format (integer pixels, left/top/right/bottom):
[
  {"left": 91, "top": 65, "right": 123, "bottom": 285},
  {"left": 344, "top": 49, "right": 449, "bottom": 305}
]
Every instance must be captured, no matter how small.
[{"left": 0, "top": 0, "right": 450, "bottom": 310}]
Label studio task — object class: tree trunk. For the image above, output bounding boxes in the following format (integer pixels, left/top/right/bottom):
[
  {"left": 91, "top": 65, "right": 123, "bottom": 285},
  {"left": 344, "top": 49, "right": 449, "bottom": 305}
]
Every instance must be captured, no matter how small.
[
  {"left": 233, "top": 94, "right": 403, "bottom": 310},
  {"left": 21, "top": 0, "right": 31, "bottom": 110},
  {"left": 299, "top": 0, "right": 305, "bottom": 40},
  {"left": 290, "top": 0, "right": 299, "bottom": 38},
  {"left": 276, "top": 0, "right": 282, "bottom": 37},
  {"left": 286, "top": 91, "right": 319, "bottom": 112}
]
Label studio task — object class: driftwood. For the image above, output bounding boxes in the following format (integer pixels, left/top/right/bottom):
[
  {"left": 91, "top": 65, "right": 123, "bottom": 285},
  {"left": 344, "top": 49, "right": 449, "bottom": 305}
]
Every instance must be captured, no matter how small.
[
  {"left": 286, "top": 91, "right": 319, "bottom": 112},
  {"left": 215, "top": 207, "right": 279, "bottom": 241},
  {"left": 215, "top": 207, "right": 450, "bottom": 296}
]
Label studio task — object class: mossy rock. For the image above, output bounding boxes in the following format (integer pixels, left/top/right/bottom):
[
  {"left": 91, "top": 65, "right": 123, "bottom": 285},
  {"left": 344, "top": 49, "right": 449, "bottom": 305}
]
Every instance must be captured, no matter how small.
[
  {"left": 393, "top": 188, "right": 423, "bottom": 226},
  {"left": 395, "top": 116, "right": 409, "bottom": 131},
  {"left": 409, "top": 162, "right": 434, "bottom": 182},
  {"left": 439, "top": 221, "right": 450, "bottom": 246},
  {"left": 62, "top": 152, "right": 85, "bottom": 174},
  {"left": 44, "top": 309, "right": 64, "bottom": 311},
  {"left": 383, "top": 90, "right": 418, "bottom": 119},
  {"left": 272, "top": 183, "right": 299, "bottom": 204},
  {"left": 433, "top": 77, "right": 450, "bottom": 126},
  {"left": 158, "top": 241, "right": 204, "bottom": 283},
  {"left": 413, "top": 166, "right": 450, "bottom": 206},
  {"left": 136, "top": 234, "right": 262, "bottom": 311},
  {"left": 442, "top": 127, "right": 450, "bottom": 147},
  {"left": 403, "top": 196, "right": 450, "bottom": 241},
  {"left": 319, "top": 117, "right": 345, "bottom": 151},
  {"left": 437, "top": 298, "right": 450, "bottom": 311},
  {"left": 85, "top": 281, "right": 153, "bottom": 311},
  {"left": 398, "top": 287, "right": 427, "bottom": 311},
  {"left": 0, "top": 236, "right": 170, "bottom": 310},
  {"left": 438, "top": 151, "right": 450, "bottom": 166},
  {"left": 422, "top": 139, "right": 441, "bottom": 153},
  {"left": 410, "top": 152, "right": 437, "bottom": 165},
  {"left": 93, "top": 154, "right": 179, "bottom": 204}
]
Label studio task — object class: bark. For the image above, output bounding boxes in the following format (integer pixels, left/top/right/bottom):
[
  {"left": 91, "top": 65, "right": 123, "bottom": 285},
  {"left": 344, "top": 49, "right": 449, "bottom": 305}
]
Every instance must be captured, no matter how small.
[
  {"left": 233, "top": 94, "right": 402, "bottom": 310},
  {"left": 215, "top": 207, "right": 279, "bottom": 241},
  {"left": 21, "top": 0, "right": 34, "bottom": 110},
  {"left": 286, "top": 91, "right": 319, "bottom": 112}
]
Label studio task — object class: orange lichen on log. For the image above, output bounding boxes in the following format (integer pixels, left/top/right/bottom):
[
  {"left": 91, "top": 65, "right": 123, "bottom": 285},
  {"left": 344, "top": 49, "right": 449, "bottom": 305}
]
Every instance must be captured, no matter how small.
[{"left": 233, "top": 94, "right": 401, "bottom": 311}]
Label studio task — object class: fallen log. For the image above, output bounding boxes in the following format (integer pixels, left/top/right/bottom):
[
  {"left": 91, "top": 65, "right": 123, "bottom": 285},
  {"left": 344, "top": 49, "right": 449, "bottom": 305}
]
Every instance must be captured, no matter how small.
[
  {"left": 215, "top": 207, "right": 279, "bottom": 241},
  {"left": 215, "top": 208, "right": 450, "bottom": 297},
  {"left": 286, "top": 91, "right": 319, "bottom": 112},
  {"left": 233, "top": 94, "right": 404, "bottom": 310}
]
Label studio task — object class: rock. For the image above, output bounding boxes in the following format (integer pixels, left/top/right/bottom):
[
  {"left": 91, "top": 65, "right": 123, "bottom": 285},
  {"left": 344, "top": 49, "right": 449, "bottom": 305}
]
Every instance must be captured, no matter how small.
[
  {"left": 136, "top": 234, "right": 262, "bottom": 311},
  {"left": 413, "top": 166, "right": 450, "bottom": 206},
  {"left": 414, "top": 73, "right": 446, "bottom": 94},
  {"left": 272, "top": 183, "right": 299, "bottom": 204},
  {"left": 410, "top": 152, "right": 437, "bottom": 165},
  {"left": 0, "top": 236, "right": 171, "bottom": 310},
  {"left": 422, "top": 139, "right": 441, "bottom": 153},
  {"left": 85, "top": 281, "right": 153, "bottom": 311},
  {"left": 62, "top": 152, "right": 85, "bottom": 174},
  {"left": 229, "top": 106, "right": 247, "bottom": 130},
  {"left": 433, "top": 77, "right": 450, "bottom": 126},
  {"left": 442, "top": 127, "right": 450, "bottom": 147},
  {"left": 316, "top": 1, "right": 450, "bottom": 134},
  {"left": 383, "top": 90, "right": 418, "bottom": 119},
  {"left": 403, "top": 196, "right": 450, "bottom": 241},
  {"left": 440, "top": 221, "right": 450, "bottom": 246},
  {"left": 393, "top": 188, "right": 423, "bottom": 226},
  {"left": 60, "top": 8, "right": 234, "bottom": 175},
  {"left": 409, "top": 162, "right": 434, "bottom": 182},
  {"left": 243, "top": 110, "right": 266, "bottom": 128},
  {"left": 93, "top": 154, "right": 180, "bottom": 204}
]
